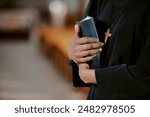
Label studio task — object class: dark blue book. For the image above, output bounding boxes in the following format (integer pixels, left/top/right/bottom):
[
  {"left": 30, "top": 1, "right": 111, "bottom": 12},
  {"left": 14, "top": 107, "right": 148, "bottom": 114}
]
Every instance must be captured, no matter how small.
[
  {"left": 79, "top": 16, "right": 100, "bottom": 68},
  {"left": 80, "top": 16, "right": 99, "bottom": 40}
]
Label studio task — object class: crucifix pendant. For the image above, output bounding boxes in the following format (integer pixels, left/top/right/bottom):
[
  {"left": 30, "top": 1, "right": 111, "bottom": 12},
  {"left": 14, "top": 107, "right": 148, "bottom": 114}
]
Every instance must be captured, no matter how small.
[{"left": 104, "top": 28, "right": 112, "bottom": 43}]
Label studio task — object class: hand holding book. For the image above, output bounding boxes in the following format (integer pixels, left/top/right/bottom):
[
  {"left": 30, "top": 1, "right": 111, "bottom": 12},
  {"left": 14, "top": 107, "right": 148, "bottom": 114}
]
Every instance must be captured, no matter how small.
[
  {"left": 68, "top": 23, "right": 104, "bottom": 64},
  {"left": 68, "top": 16, "right": 104, "bottom": 84}
]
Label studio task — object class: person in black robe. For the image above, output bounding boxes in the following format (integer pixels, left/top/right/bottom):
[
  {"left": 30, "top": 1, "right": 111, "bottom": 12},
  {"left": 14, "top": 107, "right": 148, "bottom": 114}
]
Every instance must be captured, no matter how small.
[{"left": 68, "top": 0, "right": 150, "bottom": 99}]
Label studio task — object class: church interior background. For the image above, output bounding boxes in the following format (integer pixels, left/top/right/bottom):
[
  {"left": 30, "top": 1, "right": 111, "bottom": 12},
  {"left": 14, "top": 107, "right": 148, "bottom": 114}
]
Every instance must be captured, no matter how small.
[{"left": 0, "top": 0, "right": 89, "bottom": 99}]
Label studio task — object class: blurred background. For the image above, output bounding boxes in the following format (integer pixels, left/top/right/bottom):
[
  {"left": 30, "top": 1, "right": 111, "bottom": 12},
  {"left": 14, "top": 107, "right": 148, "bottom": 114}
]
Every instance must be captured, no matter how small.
[{"left": 0, "top": 0, "right": 89, "bottom": 99}]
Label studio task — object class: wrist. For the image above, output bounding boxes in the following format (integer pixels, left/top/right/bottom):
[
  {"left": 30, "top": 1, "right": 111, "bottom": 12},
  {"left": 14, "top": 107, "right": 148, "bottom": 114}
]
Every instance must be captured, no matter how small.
[
  {"left": 79, "top": 64, "right": 96, "bottom": 84},
  {"left": 86, "top": 69, "right": 96, "bottom": 84}
]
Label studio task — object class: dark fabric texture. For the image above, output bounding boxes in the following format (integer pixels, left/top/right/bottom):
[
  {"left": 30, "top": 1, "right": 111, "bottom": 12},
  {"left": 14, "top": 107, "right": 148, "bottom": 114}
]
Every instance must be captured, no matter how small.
[{"left": 72, "top": 0, "right": 150, "bottom": 99}]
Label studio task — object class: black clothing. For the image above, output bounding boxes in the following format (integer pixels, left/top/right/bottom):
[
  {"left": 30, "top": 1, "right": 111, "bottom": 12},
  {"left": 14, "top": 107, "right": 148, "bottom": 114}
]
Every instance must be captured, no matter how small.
[{"left": 72, "top": 0, "right": 150, "bottom": 99}]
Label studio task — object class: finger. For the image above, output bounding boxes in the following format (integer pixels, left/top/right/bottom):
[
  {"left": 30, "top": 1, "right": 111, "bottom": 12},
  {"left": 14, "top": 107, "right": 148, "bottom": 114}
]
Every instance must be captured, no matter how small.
[
  {"left": 77, "top": 42, "right": 104, "bottom": 51},
  {"left": 78, "top": 55, "right": 97, "bottom": 63},
  {"left": 81, "top": 49, "right": 102, "bottom": 57},
  {"left": 75, "top": 48, "right": 102, "bottom": 59},
  {"left": 74, "top": 24, "right": 80, "bottom": 36},
  {"left": 76, "top": 37, "right": 100, "bottom": 44}
]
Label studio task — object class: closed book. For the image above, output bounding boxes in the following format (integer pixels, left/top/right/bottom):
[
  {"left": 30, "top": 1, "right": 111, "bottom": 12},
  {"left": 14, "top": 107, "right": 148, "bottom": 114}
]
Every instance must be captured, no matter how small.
[
  {"left": 79, "top": 16, "right": 99, "bottom": 40},
  {"left": 79, "top": 16, "right": 100, "bottom": 68}
]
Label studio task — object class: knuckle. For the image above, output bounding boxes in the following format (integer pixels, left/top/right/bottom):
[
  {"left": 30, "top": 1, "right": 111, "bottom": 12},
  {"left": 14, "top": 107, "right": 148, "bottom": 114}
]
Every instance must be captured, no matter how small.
[
  {"left": 84, "top": 37, "right": 89, "bottom": 43},
  {"left": 74, "top": 38, "right": 80, "bottom": 43},
  {"left": 94, "top": 43, "right": 100, "bottom": 48},
  {"left": 92, "top": 50, "right": 96, "bottom": 55},
  {"left": 91, "top": 43, "right": 95, "bottom": 48},
  {"left": 88, "top": 51, "right": 92, "bottom": 56},
  {"left": 87, "top": 44, "right": 92, "bottom": 49},
  {"left": 90, "top": 38, "right": 96, "bottom": 42},
  {"left": 84, "top": 38, "right": 88, "bottom": 43},
  {"left": 74, "top": 53, "right": 79, "bottom": 58},
  {"left": 86, "top": 51, "right": 90, "bottom": 56},
  {"left": 74, "top": 45, "right": 79, "bottom": 51},
  {"left": 93, "top": 50, "right": 97, "bottom": 54}
]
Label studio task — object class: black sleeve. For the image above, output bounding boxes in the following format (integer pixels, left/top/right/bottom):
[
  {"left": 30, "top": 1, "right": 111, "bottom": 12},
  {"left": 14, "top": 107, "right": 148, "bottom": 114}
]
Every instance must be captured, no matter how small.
[{"left": 95, "top": 13, "right": 150, "bottom": 99}]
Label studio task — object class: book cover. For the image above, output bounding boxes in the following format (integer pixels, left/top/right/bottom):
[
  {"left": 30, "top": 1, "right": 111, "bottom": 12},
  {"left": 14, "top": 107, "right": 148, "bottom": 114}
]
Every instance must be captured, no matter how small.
[
  {"left": 79, "top": 16, "right": 100, "bottom": 68},
  {"left": 79, "top": 16, "right": 99, "bottom": 40}
]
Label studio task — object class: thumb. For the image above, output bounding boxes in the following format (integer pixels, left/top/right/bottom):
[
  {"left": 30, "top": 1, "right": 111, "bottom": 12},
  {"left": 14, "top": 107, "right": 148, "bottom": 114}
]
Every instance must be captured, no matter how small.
[{"left": 74, "top": 24, "right": 80, "bottom": 36}]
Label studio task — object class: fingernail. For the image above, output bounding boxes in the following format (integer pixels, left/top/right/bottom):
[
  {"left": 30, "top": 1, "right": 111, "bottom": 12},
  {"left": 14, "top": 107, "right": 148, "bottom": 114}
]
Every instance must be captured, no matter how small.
[{"left": 100, "top": 48, "right": 102, "bottom": 52}]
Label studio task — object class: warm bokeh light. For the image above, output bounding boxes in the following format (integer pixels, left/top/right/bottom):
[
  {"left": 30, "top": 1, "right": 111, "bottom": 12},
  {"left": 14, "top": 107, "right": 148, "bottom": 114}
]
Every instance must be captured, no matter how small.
[{"left": 49, "top": 0, "right": 68, "bottom": 28}]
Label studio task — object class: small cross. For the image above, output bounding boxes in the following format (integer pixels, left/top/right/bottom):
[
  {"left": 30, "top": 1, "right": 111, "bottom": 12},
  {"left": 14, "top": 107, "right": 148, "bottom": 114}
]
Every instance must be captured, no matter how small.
[{"left": 104, "top": 28, "right": 112, "bottom": 43}]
